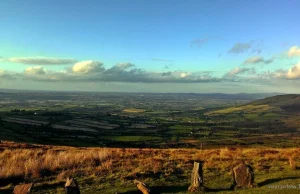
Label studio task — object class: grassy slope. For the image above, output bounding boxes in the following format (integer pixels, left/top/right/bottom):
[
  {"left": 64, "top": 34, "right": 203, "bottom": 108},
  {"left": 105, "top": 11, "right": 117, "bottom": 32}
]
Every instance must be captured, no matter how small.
[
  {"left": 1, "top": 142, "right": 300, "bottom": 194},
  {"left": 206, "top": 94, "right": 300, "bottom": 115}
]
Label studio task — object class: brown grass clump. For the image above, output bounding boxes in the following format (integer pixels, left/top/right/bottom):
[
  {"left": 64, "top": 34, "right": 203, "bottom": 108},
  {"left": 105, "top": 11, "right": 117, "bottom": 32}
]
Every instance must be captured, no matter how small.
[{"left": 0, "top": 144, "right": 111, "bottom": 181}]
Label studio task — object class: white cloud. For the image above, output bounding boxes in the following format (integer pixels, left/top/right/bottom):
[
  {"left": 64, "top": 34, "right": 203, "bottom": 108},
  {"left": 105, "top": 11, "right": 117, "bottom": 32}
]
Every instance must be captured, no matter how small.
[
  {"left": 286, "top": 62, "right": 300, "bottom": 79},
  {"left": 7, "top": 57, "right": 77, "bottom": 65},
  {"left": 72, "top": 60, "right": 104, "bottom": 73},
  {"left": 24, "top": 66, "right": 46, "bottom": 75},
  {"left": 287, "top": 46, "right": 300, "bottom": 57}
]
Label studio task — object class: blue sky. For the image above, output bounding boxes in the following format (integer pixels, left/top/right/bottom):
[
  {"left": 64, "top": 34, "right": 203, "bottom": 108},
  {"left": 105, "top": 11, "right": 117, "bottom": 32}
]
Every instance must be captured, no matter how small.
[{"left": 0, "top": 0, "right": 300, "bottom": 93}]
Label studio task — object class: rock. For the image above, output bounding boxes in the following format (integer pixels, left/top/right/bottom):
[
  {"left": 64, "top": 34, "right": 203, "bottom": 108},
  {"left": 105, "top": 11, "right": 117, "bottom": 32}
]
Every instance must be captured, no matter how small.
[
  {"left": 65, "top": 177, "right": 80, "bottom": 194},
  {"left": 232, "top": 164, "right": 255, "bottom": 189},
  {"left": 13, "top": 183, "right": 33, "bottom": 194}
]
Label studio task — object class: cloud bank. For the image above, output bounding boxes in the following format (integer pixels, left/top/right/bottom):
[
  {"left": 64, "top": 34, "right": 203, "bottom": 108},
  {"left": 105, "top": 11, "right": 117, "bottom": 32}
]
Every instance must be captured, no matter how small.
[
  {"left": 17, "top": 60, "right": 220, "bottom": 83},
  {"left": 5, "top": 57, "right": 77, "bottom": 65}
]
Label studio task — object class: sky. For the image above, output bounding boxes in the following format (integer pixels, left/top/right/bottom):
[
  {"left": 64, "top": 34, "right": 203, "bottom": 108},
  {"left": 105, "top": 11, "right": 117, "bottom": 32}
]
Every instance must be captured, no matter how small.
[{"left": 0, "top": 0, "right": 300, "bottom": 93}]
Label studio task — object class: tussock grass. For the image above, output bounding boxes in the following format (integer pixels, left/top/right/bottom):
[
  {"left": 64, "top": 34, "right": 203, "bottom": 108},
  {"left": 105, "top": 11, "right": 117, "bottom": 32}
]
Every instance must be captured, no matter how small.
[{"left": 0, "top": 142, "right": 111, "bottom": 180}]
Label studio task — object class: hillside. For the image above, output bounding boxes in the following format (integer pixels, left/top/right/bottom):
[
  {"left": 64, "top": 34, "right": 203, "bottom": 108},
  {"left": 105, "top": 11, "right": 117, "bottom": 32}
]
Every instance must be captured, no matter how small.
[
  {"left": 249, "top": 94, "right": 300, "bottom": 112},
  {"left": 206, "top": 94, "right": 300, "bottom": 115}
]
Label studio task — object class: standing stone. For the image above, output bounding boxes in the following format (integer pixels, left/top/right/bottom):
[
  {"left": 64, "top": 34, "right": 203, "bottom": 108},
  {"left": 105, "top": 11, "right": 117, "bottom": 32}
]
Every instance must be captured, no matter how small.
[
  {"left": 232, "top": 164, "right": 255, "bottom": 189},
  {"left": 13, "top": 183, "right": 33, "bottom": 194},
  {"left": 188, "top": 161, "right": 205, "bottom": 192},
  {"left": 65, "top": 177, "right": 80, "bottom": 194},
  {"left": 133, "top": 179, "right": 150, "bottom": 194}
]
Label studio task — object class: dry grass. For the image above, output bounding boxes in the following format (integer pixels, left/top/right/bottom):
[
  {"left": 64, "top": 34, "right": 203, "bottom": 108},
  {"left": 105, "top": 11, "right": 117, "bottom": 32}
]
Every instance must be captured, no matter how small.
[
  {"left": 0, "top": 141, "right": 300, "bottom": 185},
  {"left": 0, "top": 142, "right": 111, "bottom": 180}
]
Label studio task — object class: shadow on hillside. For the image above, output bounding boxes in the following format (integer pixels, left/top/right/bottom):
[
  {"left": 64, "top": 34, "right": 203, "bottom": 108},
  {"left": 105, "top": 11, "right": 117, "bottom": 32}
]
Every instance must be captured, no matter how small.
[
  {"left": 0, "top": 177, "right": 24, "bottom": 187},
  {"left": 0, "top": 189, "right": 13, "bottom": 194},
  {"left": 204, "top": 187, "right": 233, "bottom": 192},
  {"left": 258, "top": 176, "right": 300, "bottom": 187}
]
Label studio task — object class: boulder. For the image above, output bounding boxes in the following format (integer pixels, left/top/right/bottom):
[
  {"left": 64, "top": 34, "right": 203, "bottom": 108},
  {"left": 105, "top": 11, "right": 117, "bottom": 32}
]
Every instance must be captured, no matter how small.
[{"left": 232, "top": 164, "right": 255, "bottom": 189}]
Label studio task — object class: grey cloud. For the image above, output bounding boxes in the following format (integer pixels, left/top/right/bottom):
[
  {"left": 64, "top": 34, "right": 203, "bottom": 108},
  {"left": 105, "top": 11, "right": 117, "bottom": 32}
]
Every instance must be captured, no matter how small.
[
  {"left": 243, "top": 56, "right": 264, "bottom": 64},
  {"left": 243, "top": 56, "right": 274, "bottom": 65},
  {"left": 228, "top": 43, "right": 251, "bottom": 53},
  {"left": 161, "top": 71, "right": 172, "bottom": 76},
  {"left": 264, "top": 58, "right": 274, "bottom": 64},
  {"left": 224, "top": 67, "right": 256, "bottom": 77},
  {"left": 105, "top": 63, "right": 135, "bottom": 74},
  {"left": 0, "top": 70, "right": 17, "bottom": 80}
]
